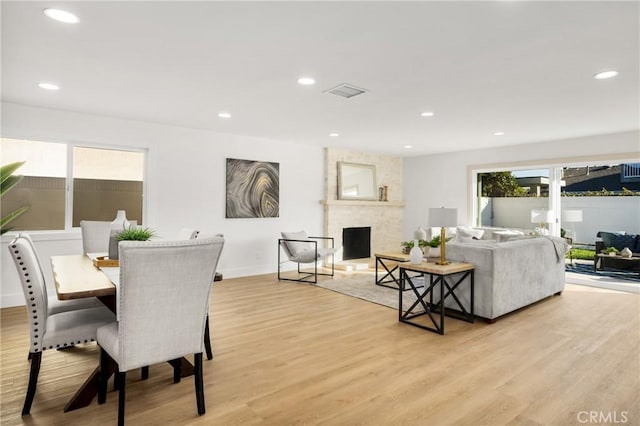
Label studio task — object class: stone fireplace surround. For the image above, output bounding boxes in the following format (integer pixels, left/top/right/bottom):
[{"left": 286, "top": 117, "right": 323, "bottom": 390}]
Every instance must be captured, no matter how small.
[{"left": 322, "top": 148, "right": 404, "bottom": 267}]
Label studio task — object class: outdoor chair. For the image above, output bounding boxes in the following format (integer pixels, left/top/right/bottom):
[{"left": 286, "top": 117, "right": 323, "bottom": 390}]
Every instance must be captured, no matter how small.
[
  {"left": 278, "top": 231, "right": 336, "bottom": 283},
  {"left": 97, "top": 237, "right": 224, "bottom": 426},
  {"left": 8, "top": 235, "right": 116, "bottom": 416}
]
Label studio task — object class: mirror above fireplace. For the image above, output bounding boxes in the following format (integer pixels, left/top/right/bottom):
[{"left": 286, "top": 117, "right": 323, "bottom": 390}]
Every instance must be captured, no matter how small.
[{"left": 337, "top": 162, "right": 377, "bottom": 201}]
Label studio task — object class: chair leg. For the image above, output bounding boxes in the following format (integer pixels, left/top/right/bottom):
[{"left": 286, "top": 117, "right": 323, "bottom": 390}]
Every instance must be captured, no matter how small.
[
  {"left": 141, "top": 366, "right": 149, "bottom": 380},
  {"left": 22, "top": 352, "right": 42, "bottom": 416},
  {"left": 194, "top": 353, "right": 205, "bottom": 415},
  {"left": 27, "top": 352, "right": 32, "bottom": 361},
  {"left": 172, "top": 359, "right": 181, "bottom": 383},
  {"left": 98, "top": 348, "right": 110, "bottom": 404},
  {"left": 117, "top": 371, "right": 126, "bottom": 426},
  {"left": 204, "top": 316, "right": 213, "bottom": 360}
]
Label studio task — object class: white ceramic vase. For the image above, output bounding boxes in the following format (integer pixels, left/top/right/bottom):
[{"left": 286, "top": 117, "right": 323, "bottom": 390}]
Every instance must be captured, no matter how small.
[
  {"left": 108, "top": 210, "right": 130, "bottom": 260},
  {"left": 409, "top": 240, "right": 423, "bottom": 265}
]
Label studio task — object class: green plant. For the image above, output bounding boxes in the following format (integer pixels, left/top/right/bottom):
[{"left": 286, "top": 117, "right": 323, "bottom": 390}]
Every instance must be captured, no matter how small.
[
  {"left": 116, "top": 226, "right": 155, "bottom": 241},
  {"left": 1, "top": 161, "right": 29, "bottom": 235},
  {"left": 426, "top": 235, "right": 452, "bottom": 247},
  {"left": 604, "top": 247, "right": 619, "bottom": 254}
]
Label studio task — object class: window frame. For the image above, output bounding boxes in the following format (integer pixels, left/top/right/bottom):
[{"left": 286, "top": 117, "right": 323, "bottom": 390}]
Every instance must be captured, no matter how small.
[{"left": 2, "top": 137, "right": 148, "bottom": 233}]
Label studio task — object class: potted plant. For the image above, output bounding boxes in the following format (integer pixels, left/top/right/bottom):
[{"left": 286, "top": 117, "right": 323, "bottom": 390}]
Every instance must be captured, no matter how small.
[
  {"left": 1, "top": 161, "right": 29, "bottom": 235},
  {"left": 401, "top": 239, "right": 429, "bottom": 254},
  {"left": 109, "top": 226, "right": 155, "bottom": 259},
  {"left": 425, "top": 235, "right": 452, "bottom": 258},
  {"left": 604, "top": 247, "right": 619, "bottom": 256}
]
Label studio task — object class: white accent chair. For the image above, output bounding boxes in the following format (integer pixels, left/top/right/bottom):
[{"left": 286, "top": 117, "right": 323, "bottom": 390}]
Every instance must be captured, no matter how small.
[
  {"left": 278, "top": 231, "right": 336, "bottom": 283},
  {"left": 97, "top": 237, "right": 224, "bottom": 426},
  {"left": 7, "top": 235, "right": 116, "bottom": 416}
]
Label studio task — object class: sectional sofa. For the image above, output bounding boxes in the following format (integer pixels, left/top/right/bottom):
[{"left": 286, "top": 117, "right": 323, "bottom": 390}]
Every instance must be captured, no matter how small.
[{"left": 434, "top": 227, "right": 569, "bottom": 322}]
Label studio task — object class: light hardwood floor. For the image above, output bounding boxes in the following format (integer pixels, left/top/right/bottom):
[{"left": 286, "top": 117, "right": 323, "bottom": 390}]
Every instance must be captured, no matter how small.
[{"left": 1, "top": 273, "right": 639, "bottom": 425}]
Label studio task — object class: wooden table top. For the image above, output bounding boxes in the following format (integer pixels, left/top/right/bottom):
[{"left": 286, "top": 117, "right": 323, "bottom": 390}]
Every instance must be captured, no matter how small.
[
  {"left": 374, "top": 252, "right": 411, "bottom": 262},
  {"left": 399, "top": 261, "right": 474, "bottom": 275},
  {"left": 51, "top": 254, "right": 116, "bottom": 300}
]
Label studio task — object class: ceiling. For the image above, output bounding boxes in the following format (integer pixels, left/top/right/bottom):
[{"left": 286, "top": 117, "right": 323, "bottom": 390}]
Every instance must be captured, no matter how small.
[{"left": 2, "top": 1, "right": 638, "bottom": 157}]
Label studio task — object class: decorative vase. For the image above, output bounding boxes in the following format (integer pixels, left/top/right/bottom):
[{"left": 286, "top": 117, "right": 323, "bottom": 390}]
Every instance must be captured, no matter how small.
[
  {"left": 409, "top": 240, "right": 422, "bottom": 265},
  {"left": 108, "top": 210, "right": 130, "bottom": 259},
  {"left": 414, "top": 226, "right": 427, "bottom": 241},
  {"left": 621, "top": 247, "right": 633, "bottom": 258}
]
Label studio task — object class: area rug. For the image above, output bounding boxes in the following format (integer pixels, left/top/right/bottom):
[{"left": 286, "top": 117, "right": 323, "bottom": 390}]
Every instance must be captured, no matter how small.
[
  {"left": 315, "top": 273, "right": 424, "bottom": 310},
  {"left": 567, "top": 262, "right": 640, "bottom": 282}
]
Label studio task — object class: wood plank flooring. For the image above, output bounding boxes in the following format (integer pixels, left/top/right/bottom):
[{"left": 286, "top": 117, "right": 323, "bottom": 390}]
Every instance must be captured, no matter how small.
[{"left": 1, "top": 273, "right": 638, "bottom": 425}]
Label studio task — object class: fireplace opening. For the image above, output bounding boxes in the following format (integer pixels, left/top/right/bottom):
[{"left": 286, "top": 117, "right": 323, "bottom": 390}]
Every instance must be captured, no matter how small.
[{"left": 343, "top": 226, "right": 371, "bottom": 260}]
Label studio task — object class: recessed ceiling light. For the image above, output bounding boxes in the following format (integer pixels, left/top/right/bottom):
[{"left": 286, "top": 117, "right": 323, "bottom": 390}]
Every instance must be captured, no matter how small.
[
  {"left": 297, "top": 77, "right": 315, "bottom": 86},
  {"left": 218, "top": 112, "right": 231, "bottom": 119},
  {"left": 329, "top": 133, "right": 339, "bottom": 137},
  {"left": 494, "top": 132, "right": 505, "bottom": 136},
  {"left": 404, "top": 145, "right": 413, "bottom": 149},
  {"left": 420, "top": 112, "right": 434, "bottom": 117},
  {"left": 43, "top": 8, "right": 79, "bottom": 24},
  {"left": 593, "top": 70, "right": 619, "bottom": 80},
  {"left": 38, "top": 82, "right": 59, "bottom": 90}
]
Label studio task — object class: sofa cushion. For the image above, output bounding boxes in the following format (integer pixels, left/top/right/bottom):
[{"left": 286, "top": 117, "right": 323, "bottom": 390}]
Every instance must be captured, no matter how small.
[
  {"left": 599, "top": 231, "right": 637, "bottom": 252},
  {"left": 635, "top": 235, "right": 640, "bottom": 254}
]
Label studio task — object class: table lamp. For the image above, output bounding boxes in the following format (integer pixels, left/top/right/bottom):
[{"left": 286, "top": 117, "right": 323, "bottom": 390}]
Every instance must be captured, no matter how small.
[
  {"left": 531, "top": 209, "right": 553, "bottom": 234},
  {"left": 562, "top": 209, "right": 583, "bottom": 240},
  {"left": 428, "top": 207, "right": 458, "bottom": 265}
]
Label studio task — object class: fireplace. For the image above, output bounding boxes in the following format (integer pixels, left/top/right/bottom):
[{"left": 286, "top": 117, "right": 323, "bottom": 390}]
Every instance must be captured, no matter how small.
[{"left": 342, "top": 226, "right": 371, "bottom": 260}]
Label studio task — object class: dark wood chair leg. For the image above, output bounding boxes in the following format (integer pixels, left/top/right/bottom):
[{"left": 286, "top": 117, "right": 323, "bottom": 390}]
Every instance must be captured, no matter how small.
[
  {"left": 172, "top": 359, "right": 181, "bottom": 383},
  {"left": 141, "top": 366, "right": 149, "bottom": 380},
  {"left": 204, "top": 316, "right": 213, "bottom": 360},
  {"left": 27, "top": 352, "right": 32, "bottom": 360},
  {"left": 194, "top": 353, "right": 205, "bottom": 415},
  {"left": 114, "top": 368, "right": 122, "bottom": 391},
  {"left": 117, "top": 371, "right": 126, "bottom": 426},
  {"left": 98, "top": 348, "right": 109, "bottom": 404},
  {"left": 22, "top": 352, "right": 42, "bottom": 416}
]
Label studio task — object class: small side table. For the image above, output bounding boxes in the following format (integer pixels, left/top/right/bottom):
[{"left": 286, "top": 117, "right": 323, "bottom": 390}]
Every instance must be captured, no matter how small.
[
  {"left": 399, "top": 261, "right": 474, "bottom": 335},
  {"left": 375, "top": 252, "right": 421, "bottom": 290}
]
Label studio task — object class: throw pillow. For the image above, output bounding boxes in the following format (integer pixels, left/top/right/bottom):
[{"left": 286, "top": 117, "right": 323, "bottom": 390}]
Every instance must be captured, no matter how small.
[
  {"left": 455, "top": 227, "right": 484, "bottom": 243},
  {"left": 599, "top": 231, "right": 636, "bottom": 252},
  {"left": 635, "top": 235, "right": 640, "bottom": 254}
]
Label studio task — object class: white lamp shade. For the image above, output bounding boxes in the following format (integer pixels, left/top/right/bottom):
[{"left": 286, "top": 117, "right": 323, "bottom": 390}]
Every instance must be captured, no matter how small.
[
  {"left": 562, "top": 209, "right": 583, "bottom": 223},
  {"left": 428, "top": 207, "right": 458, "bottom": 227},
  {"left": 531, "top": 209, "right": 553, "bottom": 224}
]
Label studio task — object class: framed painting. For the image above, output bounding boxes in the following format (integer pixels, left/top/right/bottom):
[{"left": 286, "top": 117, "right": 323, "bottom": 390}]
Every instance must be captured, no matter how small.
[{"left": 226, "top": 158, "right": 279, "bottom": 218}]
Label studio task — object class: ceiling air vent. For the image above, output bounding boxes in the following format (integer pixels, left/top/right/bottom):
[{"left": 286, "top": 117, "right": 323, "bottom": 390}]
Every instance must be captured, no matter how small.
[{"left": 324, "top": 83, "right": 368, "bottom": 99}]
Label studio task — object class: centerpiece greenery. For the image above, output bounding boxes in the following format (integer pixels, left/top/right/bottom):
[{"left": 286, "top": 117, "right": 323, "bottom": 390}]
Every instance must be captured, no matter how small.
[{"left": 116, "top": 226, "right": 155, "bottom": 241}]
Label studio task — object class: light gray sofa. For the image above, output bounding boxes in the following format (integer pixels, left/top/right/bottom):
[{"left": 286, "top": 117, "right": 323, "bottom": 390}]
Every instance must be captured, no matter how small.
[{"left": 444, "top": 236, "right": 568, "bottom": 321}]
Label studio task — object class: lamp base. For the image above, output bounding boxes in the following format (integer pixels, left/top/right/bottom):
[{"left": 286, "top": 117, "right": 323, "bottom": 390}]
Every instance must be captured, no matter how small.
[{"left": 436, "top": 261, "right": 451, "bottom": 266}]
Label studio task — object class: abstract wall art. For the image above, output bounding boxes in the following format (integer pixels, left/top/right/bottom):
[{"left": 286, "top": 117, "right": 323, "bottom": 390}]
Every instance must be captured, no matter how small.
[{"left": 226, "top": 158, "right": 280, "bottom": 218}]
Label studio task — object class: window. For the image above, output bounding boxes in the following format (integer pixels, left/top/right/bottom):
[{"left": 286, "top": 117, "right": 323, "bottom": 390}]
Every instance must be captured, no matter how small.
[{"left": 1, "top": 138, "right": 145, "bottom": 231}]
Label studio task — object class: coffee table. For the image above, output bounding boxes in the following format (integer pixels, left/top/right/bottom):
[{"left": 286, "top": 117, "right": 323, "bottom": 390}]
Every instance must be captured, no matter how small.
[{"left": 595, "top": 253, "right": 640, "bottom": 275}]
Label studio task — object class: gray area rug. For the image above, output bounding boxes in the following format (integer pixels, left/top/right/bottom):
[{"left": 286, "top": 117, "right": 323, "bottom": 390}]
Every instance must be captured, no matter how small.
[{"left": 315, "top": 273, "right": 424, "bottom": 311}]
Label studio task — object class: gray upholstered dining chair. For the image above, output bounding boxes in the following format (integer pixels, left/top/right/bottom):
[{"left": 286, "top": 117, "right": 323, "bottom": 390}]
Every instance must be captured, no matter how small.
[
  {"left": 278, "top": 231, "right": 336, "bottom": 283},
  {"left": 7, "top": 234, "right": 116, "bottom": 416},
  {"left": 176, "top": 228, "right": 200, "bottom": 240},
  {"left": 97, "top": 237, "right": 224, "bottom": 426},
  {"left": 17, "top": 233, "right": 104, "bottom": 359},
  {"left": 80, "top": 220, "right": 112, "bottom": 254}
]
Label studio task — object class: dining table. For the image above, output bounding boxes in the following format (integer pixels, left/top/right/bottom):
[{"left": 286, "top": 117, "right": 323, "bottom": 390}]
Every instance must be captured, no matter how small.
[{"left": 51, "top": 253, "right": 221, "bottom": 412}]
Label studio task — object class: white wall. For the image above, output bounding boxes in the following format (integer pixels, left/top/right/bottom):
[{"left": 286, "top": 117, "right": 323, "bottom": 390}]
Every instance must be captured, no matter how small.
[
  {"left": 403, "top": 130, "right": 640, "bottom": 239},
  {"left": 1, "top": 102, "right": 324, "bottom": 307}
]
